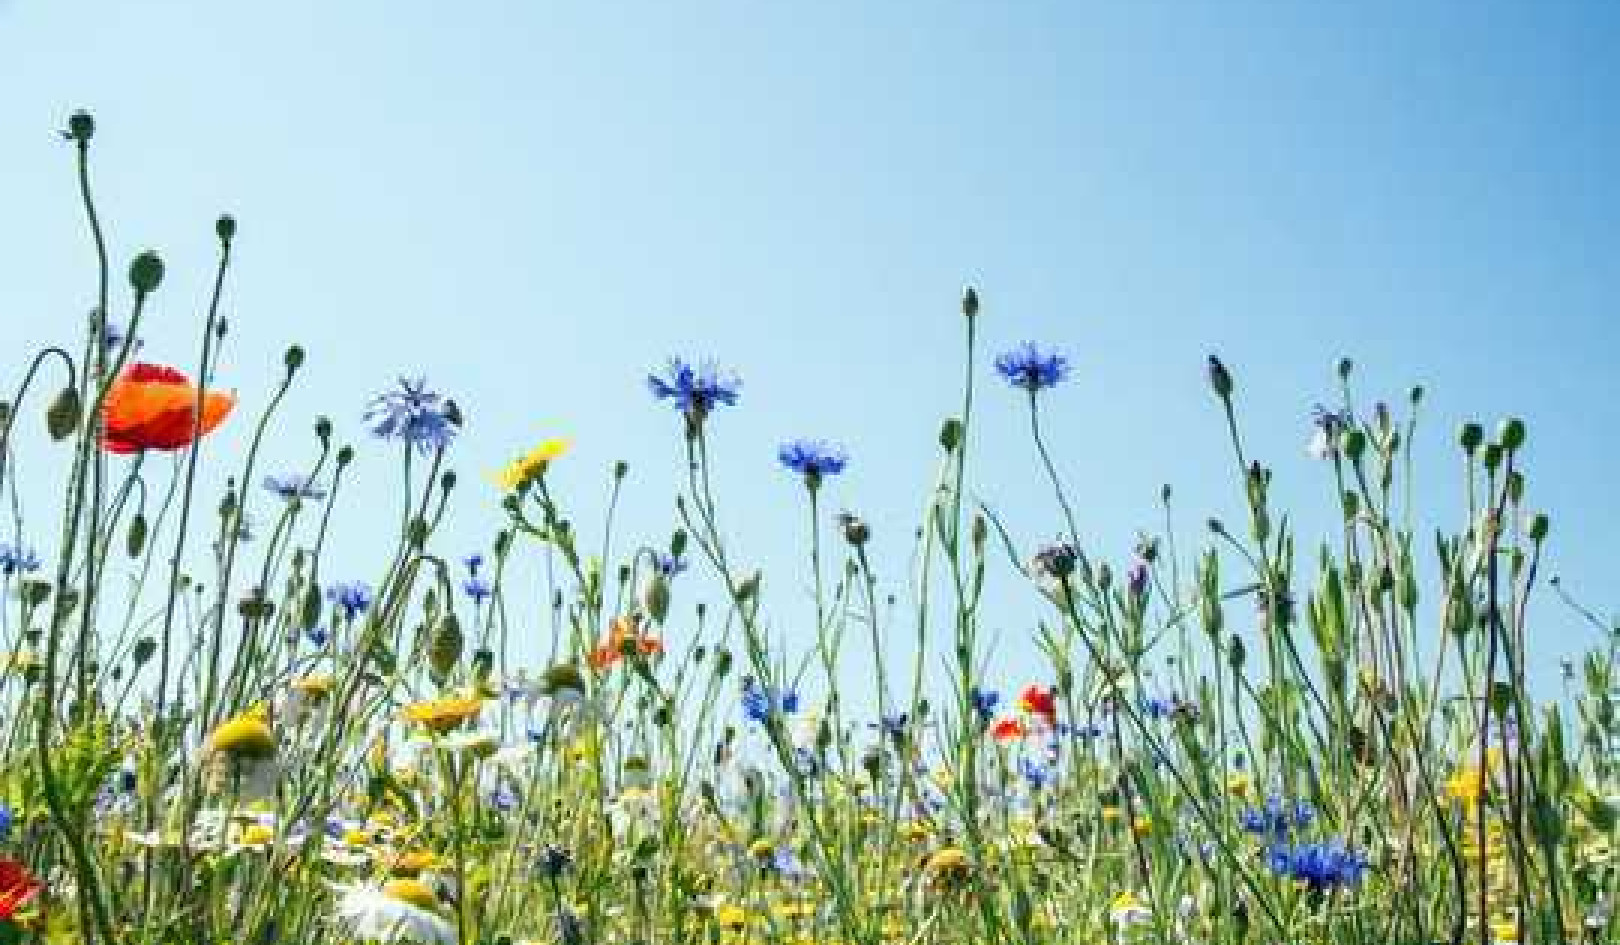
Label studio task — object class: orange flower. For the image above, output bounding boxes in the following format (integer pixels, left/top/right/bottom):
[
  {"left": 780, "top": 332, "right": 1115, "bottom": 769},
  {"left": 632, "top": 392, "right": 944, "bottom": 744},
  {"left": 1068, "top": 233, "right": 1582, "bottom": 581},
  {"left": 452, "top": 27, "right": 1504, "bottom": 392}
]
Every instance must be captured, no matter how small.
[
  {"left": 588, "top": 616, "right": 664, "bottom": 671},
  {"left": 0, "top": 859, "right": 41, "bottom": 919},
  {"left": 1017, "top": 684, "right": 1058, "bottom": 729},
  {"left": 990, "top": 717, "right": 1028, "bottom": 741},
  {"left": 102, "top": 362, "right": 235, "bottom": 454}
]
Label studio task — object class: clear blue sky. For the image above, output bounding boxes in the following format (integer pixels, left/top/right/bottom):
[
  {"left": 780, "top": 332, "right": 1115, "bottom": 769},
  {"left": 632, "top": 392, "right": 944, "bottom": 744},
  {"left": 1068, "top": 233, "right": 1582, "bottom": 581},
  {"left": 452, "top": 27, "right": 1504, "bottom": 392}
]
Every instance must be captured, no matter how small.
[{"left": 2, "top": 1, "right": 1617, "bottom": 701}]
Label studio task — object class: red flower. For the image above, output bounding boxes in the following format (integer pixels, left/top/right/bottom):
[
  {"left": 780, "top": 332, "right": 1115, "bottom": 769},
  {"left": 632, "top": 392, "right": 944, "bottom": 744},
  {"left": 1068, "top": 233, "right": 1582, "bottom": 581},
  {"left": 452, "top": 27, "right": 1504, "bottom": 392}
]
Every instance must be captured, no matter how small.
[
  {"left": 990, "top": 717, "right": 1028, "bottom": 741},
  {"left": 588, "top": 616, "right": 664, "bottom": 672},
  {"left": 0, "top": 859, "right": 41, "bottom": 920},
  {"left": 102, "top": 362, "right": 235, "bottom": 454},
  {"left": 1017, "top": 684, "right": 1058, "bottom": 729}
]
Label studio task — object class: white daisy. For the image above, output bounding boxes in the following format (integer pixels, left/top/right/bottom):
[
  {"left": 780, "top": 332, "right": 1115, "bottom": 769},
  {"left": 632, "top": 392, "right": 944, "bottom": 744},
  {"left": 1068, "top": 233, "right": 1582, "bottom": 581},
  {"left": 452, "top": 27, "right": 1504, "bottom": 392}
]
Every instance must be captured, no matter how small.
[{"left": 331, "top": 881, "right": 457, "bottom": 944}]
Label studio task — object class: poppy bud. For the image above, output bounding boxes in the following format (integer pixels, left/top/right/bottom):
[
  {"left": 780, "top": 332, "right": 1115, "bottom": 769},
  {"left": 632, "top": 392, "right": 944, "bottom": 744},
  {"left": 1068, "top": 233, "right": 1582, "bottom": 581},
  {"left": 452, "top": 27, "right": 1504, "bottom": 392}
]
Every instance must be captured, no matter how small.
[
  {"left": 1337, "top": 357, "right": 1354, "bottom": 380},
  {"left": 1341, "top": 428, "right": 1366, "bottom": 463},
  {"left": 735, "top": 571, "right": 760, "bottom": 602},
  {"left": 215, "top": 215, "right": 237, "bottom": 243},
  {"left": 314, "top": 416, "right": 332, "bottom": 443},
  {"left": 1459, "top": 422, "right": 1483, "bottom": 454},
  {"left": 670, "top": 528, "right": 687, "bottom": 559},
  {"left": 284, "top": 345, "right": 305, "bottom": 373},
  {"left": 1483, "top": 443, "right": 1503, "bottom": 473},
  {"left": 336, "top": 446, "right": 355, "bottom": 467},
  {"left": 132, "top": 636, "right": 156, "bottom": 667},
  {"left": 961, "top": 286, "right": 980, "bottom": 319},
  {"left": 644, "top": 573, "right": 670, "bottom": 624},
  {"left": 1529, "top": 513, "right": 1549, "bottom": 543},
  {"left": 614, "top": 460, "right": 629, "bottom": 480},
  {"left": 1207, "top": 356, "right": 1233, "bottom": 400},
  {"left": 939, "top": 417, "right": 964, "bottom": 453},
  {"left": 470, "top": 647, "right": 495, "bottom": 684},
  {"left": 1499, "top": 417, "right": 1526, "bottom": 452},
  {"left": 126, "top": 512, "right": 148, "bottom": 557},
  {"left": 428, "top": 614, "right": 463, "bottom": 682},
  {"left": 129, "top": 250, "right": 165, "bottom": 298},
  {"left": 66, "top": 109, "right": 95, "bottom": 143},
  {"left": 47, "top": 385, "right": 81, "bottom": 440}
]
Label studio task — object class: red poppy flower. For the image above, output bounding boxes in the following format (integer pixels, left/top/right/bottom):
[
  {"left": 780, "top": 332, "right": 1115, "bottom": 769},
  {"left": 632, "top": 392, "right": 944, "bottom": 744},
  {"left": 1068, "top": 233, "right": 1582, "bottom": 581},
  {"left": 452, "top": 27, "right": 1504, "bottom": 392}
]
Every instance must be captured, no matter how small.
[
  {"left": 101, "top": 362, "right": 235, "bottom": 454},
  {"left": 0, "top": 858, "right": 41, "bottom": 920},
  {"left": 1017, "top": 684, "right": 1058, "bottom": 729},
  {"left": 588, "top": 616, "right": 665, "bottom": 671},
  {"left": 990, "top": 717, "right": 1028, "bottom": 741}
]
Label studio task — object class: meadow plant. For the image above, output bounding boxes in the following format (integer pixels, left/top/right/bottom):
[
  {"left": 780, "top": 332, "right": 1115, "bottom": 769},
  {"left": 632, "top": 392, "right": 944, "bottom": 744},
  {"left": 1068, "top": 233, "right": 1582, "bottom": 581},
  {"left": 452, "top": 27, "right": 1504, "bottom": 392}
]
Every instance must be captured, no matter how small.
[{"left": 0, "top": 110, "right": 1614, "bottom": 945}]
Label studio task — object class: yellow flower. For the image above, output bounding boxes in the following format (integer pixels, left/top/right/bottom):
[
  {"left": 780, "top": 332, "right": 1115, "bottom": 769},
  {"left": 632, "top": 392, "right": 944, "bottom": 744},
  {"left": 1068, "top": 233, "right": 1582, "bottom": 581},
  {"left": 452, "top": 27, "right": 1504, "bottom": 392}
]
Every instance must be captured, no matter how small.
[
  {"left": 1131, "top": 815, "right": 1153, "bottom": 837},
  {"left": 382, "top": 878, "right": 442, "bottom": 913},
  {"left": 237, "top": 823, "right": 274, "bottom": 847},
  {"left": 923, "top": 846, "right": 971, "bottom": 889},
  {"left": 399, "top": 695, "right": 484, "bottom": 733},
  {"left": 207, "top": 715, "right": 276, "bottom": 760},
  {"left": 716, "top": 904, "right": 748, "bottom": 933},
  {"left": 387, "top": 849, "right": 443, "bottom": 876},
  {"left": 491, "top": 437, "right": 571, "bottom": 491},
  {"left": 292, "top": 674, "right": 335, "bottom": 699},
  {"left": 1226, "top": 772, "right": 1253, "bottom": 798}
]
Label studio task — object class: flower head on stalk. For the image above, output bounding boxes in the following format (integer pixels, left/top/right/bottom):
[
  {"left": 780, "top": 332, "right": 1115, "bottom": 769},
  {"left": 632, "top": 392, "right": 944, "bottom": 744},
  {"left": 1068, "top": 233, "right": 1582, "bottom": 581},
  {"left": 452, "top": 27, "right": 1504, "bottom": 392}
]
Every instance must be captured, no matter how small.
[
  {"left": 994, "top": 342, "right": 1069, "bottom": 392},
  {"left": 263, "top": 472, "right": 326, "bottom": 502},
  {"left": 647, "top": 357, "right": 740, "bottom": 429},
  {"left": 363, "top": 376, "right": 461, "bottom": 454},
  {"left": 777, "top": 439, "right": 848, "bottom": 489}
]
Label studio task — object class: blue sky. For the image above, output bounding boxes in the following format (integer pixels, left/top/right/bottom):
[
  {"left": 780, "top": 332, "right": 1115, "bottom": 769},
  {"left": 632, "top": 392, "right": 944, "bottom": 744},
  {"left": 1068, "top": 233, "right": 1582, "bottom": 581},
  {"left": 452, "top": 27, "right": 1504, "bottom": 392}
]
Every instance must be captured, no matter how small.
[{"left": 2, "top": 1, "right": 1617, "bottom": 702}]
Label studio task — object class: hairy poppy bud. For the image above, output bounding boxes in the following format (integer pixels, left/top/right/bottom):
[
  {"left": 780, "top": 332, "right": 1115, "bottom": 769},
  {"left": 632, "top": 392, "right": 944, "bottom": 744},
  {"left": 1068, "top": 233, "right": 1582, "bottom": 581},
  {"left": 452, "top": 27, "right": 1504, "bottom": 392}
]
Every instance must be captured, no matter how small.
[
  {"left": 66, "top": 109, "right": 95, "bottom": 143},
  {"left": 126, "top": 512, "right": 148, "bottom": 557},
  {"left": 961, "top": 286, "right": 980, "bottom": 319},
  {"left": 46, "top": 386, "right": 81, "bottom": 440},
  {"left": 1499, "top": 417, "right": 1526, "bottom": 452},
  {"left": 644, "top": 573, "right": 670, "bottom": 624},
  {"left": 1207, "top": 356, "right": 1233, "bottom": 400},
  {"left": 215, "top": 214, "right": 237, "bottom": 243},
  {"left": 284, "top": 345, "right": 305, "bottom": 373},
  {"left": 129, "top": 250, "right": 165, "bottom": 298},
  {"left": 939, "top": 417, "right": 964, "bottom": 453},
  {"left": 1459, "top": 422, "right": 1483, "bottom": 454},
  {"left": 428, "top": 614, "right": 463, "bottom": 682}
]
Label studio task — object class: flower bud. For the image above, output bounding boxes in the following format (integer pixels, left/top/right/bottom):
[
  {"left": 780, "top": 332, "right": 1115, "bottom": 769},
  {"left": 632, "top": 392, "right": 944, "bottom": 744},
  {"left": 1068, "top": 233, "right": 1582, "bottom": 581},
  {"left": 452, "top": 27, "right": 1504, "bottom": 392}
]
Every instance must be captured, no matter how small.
[
  {"left": 614, "top": 460, "right": 629, "bottom": 480},
  {"left": 1499, "top": 417, "right": 1526, "bottom": 452},
  {"left": 1528, "top": 513, "right": 1549, "bottom": 543},
  {"left": 428, "top": 614, "right": 463, "bottom": 682},
  {"left": 939, "top": 417, "right": 964, "bottom": 453},
  {"left": 670, "top": 529, "right": 688, "bottom": 559},
  {"left": 961, "top": 286, "right": 980, "bottom": 319},
  {"left": 215, "top": 214, "right": 237, "bottom": 243},
  {"left": 1207, "top": 356, "right": 1233, "bottom": 400},
  {"left": 315, "top": 416, "right": 333, "bottom": 443},
  {"left": 129, "top": 250, "right": 165, "bottom": 298},
  {"left": 284, "top": 345, "right": 305, "bottom": 373},
  {"left": 126, "top": 512, "right": 148, "bottom": 557},
  {"left": 644, "top": 573, "right": 670, "bottom": 624},
  {"left": 1341, "top": 428, "right": 1366, "bottom": 462},
  {"left": 1459, "top": 422, "right": 1483, "bottom": 454},
  {"left": 66, "top": 109, "right": 95, "bottom": 143},
  {"left": 46, "top": 386, "right": 81, "bottom": 440},
  {"left": 1337, "top": 358, "right": 1354, "bottom": 381},
  {"left": 131, "top": 636, "right": 156, "bottom": 667}
]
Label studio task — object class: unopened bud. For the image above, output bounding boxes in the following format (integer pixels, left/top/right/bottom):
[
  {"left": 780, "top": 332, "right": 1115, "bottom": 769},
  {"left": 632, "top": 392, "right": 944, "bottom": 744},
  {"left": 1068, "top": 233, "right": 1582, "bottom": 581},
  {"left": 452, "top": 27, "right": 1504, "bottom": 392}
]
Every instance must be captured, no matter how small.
[
  {"left": 215, "top": 214, "right": 237, "bottom": 243},
  {"left": 46, "top": 386, "right": 81, "bottom": 440},
  {"left": 126, "top": 512, "right": 148, "bottom": 557},
  {"left": 66, "top": 109, "right": 95, "bottom": 143},
  {"left": 1498, "top": 418, "right": 1526, "bottom": 452},
  {"left": 284, "top": 345, "right": 305, "bottom": 373},
  {"left": 1207, "top": 356, "right": 1233, "bottom": 400},
  {"left": 129, "top": 251, "right": 165, "bottom": 298},
  {"left": 961, "top": 286, "right": 980, "bottom": 319},
  {"left": 1459, "top": 422, "right": 1484, "bottom": 454},
  {"left": 939, "top": 417, "right": 964, "bottom": 453}
]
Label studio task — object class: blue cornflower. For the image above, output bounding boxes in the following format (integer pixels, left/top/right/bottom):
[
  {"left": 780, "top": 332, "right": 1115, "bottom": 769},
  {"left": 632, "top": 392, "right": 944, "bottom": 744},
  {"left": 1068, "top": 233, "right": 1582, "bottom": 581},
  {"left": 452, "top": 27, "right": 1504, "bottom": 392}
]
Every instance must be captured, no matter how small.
[
  {"left": 741, "top": 678, "right": 800, "bottom": 724},
  {"left": 1308, "top": 406, "right": 1354, "bottom": 460},
  {"left": 1018, "top": 758, "right": 1051, "bottom": 790},
  {"left": 653, "top": 551, "right": 687, "bottom": 578},
  {"left": 0, "top": 801, "right": 12, "bottom": 841},
  {"left": 363, "top": 376, "right": 461, "bottom": 453},
  {"left": 646, "top": 357, "right": 741, "bottom": 418},
  {"left": 1264, "top": 840, "right": 1368, "bottom": 892},
  {"left": 462, "top": 553, "right": 492, "bottom": 603},
  {"left": 0, "top": 542, "right": 41, "bottom": 577},
  {"left": 488, "top": 782, "right": 519, "bottom": 813},
  {"left": 463, "top": 576, "right": 493, "bottom": 604},
  {"left": 305, "top": 625, "right": 329, "bottom": 648},
  {"left": 1141, "top": 696, "right": 1174, "bottom": 720},
  {"left": 969, "top": 687, "right": 1001, "bottom": 724},
  {"left": 103, "top": 319, "right": 142, "bottom": 356},
  {"left": 325, "top": 581, "right": 372, "bottom": 622},
  {"left": 777, "top": 440, "right": 848, "bottom": 482},
  {"left": 994, "top": 342, "right": 1070, "bottom": 392},
  {"left": 262, "top": 473, "right": 327, "bottom": 501},
  {"left": 1240, "top": 796, "right": 1316, "bottom": 837}
]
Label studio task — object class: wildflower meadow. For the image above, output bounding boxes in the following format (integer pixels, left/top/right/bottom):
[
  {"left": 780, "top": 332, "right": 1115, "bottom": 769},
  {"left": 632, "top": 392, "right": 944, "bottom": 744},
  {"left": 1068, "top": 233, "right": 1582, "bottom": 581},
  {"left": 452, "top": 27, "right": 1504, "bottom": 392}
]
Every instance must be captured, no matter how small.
[{"left": 0, "top": 110, "right": 1616, "bottom": 945}]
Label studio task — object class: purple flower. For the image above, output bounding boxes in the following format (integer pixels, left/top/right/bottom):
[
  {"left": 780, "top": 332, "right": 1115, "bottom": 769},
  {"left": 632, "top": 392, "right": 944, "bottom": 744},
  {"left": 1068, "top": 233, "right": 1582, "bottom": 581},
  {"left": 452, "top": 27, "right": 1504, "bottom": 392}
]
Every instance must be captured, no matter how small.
[
  {"left": 777, "top": 440, "right": 848, "bottom": 482},
  {"left": 363, "top": 376, "right": 461, "bottom": 453},
  {"left": 995, "top": 342, "right": 1070, "bottom": 392},
  {"left": 325, "top": 581, "right": 372, "bottom": 621},
  {"left": 263, "top": 473, "right": 327, "bottom": 501},
  {"left": 1265, "top": 840, "right": 1368, "bottom": 891},
  {"left": 647, "top": 358, "right": 741, "bottom": 419}
]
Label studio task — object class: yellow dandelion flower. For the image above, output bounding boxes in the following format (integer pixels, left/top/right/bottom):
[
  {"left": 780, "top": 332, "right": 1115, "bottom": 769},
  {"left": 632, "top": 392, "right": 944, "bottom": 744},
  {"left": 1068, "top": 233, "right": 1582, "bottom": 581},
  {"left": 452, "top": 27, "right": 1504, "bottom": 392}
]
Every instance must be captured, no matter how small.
[
  {"left": 716, "top": 904, "right": 749, "bottom": 933},
  {"left": 923, "top": 846, "right": 971, "bottom": 889},
  {"left": 399, "top": 695, "right": 483, "bottom": 733},
  {"left": 292, "top": 674, "right": 335, "bottom": 698},
  {"left": 491, "top": 437, "right": 571, "bottom": 491},
  {"left": 207, "top": 715, "right": 276, "bottom": 760}
]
